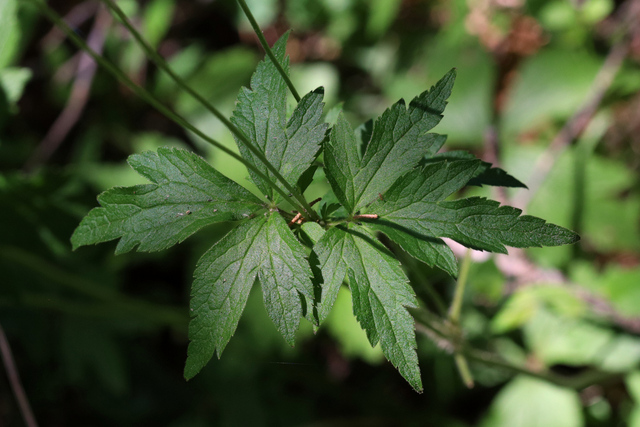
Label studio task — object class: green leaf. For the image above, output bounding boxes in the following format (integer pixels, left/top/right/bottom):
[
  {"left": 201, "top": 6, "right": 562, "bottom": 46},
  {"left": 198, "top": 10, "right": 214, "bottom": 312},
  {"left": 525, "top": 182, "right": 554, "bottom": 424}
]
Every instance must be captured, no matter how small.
[
  {"left": 481, "top": 376, "right": 583, "bottom": 427},
  {"left": 312, "top": 225, "right": 422, "bottom": 391},
  {"left": 324, "top": 112, "right": 361, "bottom": 212},
  {"left": 324, "top": 69, "right": 457, "bottom": 213},
  {"left": 230, "top": 32, "right": 328, "bottom": 199},
  {"left": 185, "top": 213, "right": 314, "bottom": 379},
  {"left": 367, "top": 223, "right": 458, "bottom": 278},
  {"left": 366, "top": 158, "right": 476, "bottom": 275},
  {"left": 71, "top": 147, "right": 263, "bottom": 254},
  {"left": 0, "top": 67, "right": 32, "bottom": 112},
  {"left": 0, "top": 0, "right": 20, "bottom": 68},
  {"left": 425, "top": 150, "right": 527, "bottom": 188},
  {"left": 370, "top": 160, "right": 579, "bottom": 254}
]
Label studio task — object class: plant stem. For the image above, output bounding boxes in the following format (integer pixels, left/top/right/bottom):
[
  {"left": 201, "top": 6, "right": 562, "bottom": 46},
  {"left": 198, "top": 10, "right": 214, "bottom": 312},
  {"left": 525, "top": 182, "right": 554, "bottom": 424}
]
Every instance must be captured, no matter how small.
[
  {"left": 454, "top": 353, "right": 474, "bottom": 388},
  {"left": 461, "top": 346, "right": 619, "bottom": 390},
  {"left": 100, "top": 0, "right": 318, "bottom": 220},
  {"left": 0, "top": 324, "right": 38, "bottom": 427},
  {"left": 447, "top": 249, "right": 474, "bottom": 387},
  {"left": 236, "top": 0, "right": 301, "bottom": 102},
  {"left": 31, "top": 0, "right": 312, "bottom": 218},
  {"left": 414, "top": 317, "right": 618, "bottom": 390},
  {"left": 448, "top": 249, "right": 472, "bottom": 323}
]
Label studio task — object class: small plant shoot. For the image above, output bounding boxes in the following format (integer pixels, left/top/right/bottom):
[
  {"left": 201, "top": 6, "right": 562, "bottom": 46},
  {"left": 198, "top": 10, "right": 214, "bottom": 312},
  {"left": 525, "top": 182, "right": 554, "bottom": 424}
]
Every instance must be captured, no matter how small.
[{"left": 71, "top": 32, "right": 579, "bottom": 392}]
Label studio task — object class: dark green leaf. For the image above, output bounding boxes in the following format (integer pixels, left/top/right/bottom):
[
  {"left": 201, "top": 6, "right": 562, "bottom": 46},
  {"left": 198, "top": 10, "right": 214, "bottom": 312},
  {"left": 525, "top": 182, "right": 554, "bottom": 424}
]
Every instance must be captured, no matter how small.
[
  {"left": 184, "top": 213, "right": 314, "bottom": 379},
  {"left": 370, "top": 160, "right": 579, "bottom": 253},
  {"left": 324, "top": 69, "right": 457, "bottom": 213},
  {"left": 296, "top": 164, "right": 318, "bottom": 194},
  {"left": 367, "top": 223, "right": 458, "bottom": 278},
  {"left": 230, "top": 33, "right": 328, "bottom": 199},
  {"left": 312, "top": 225, "right": 422, "bottom": 391},
  {"left": 425, "top": 150, "right": 527, "bottom": 188},
  {"left": 324, "top": 112, "right": 361, "bottom": 212},
  {"left": 71, "top": 147, "right": 263, "bottom": 254}
]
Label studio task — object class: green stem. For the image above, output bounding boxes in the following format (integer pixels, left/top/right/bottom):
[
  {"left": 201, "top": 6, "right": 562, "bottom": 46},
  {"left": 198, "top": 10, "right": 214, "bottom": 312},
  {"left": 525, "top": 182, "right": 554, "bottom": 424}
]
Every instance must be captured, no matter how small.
[
  {"left": 461, "top": 346, "right": 618, "bottom": 390},
  {"left": 31, "top": 0, "right": 311, "bottom": 217},
  {"left": 448, "top": 249, "right": 472, "bottom": 323},
  {"left": 236, "top": 0, "right": 301, "bottom": 102},
  {"left": 414, "top": 319, "right": 618, "bottom": 390},
  {"left": 100, "top": 0, "right": 317, "bottom": 220},
  {"left": 447, "top": 249, "right": 474, "bottom": 387}
]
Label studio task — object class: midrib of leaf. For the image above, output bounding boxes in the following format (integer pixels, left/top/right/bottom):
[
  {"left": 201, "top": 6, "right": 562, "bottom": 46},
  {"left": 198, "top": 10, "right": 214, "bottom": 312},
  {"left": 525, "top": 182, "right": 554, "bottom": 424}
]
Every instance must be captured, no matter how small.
[{"left": 352, "top": 238, "right": 398, "bottom": 338}]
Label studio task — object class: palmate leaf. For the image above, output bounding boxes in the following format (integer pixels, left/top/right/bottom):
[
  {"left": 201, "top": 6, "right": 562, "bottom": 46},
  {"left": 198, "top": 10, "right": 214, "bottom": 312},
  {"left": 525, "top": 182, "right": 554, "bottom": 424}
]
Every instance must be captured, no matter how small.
[
  {"left": 312, "top": 226, "right": 422, "bottom": 391},
  {"left": 369, "top": 160, "right": 580, "bottom": 254},
  {"left": 230, "top": 32, "right": 328, "bottom": 200},
  {"left": 185, "top": 212, "right": 315, "bottom": 379},
  {"left": 71, "top": 147, "right": 264, "bottom": 254},
  {"left": 324, "top": 69, "right": 456, "bottom": 214}
]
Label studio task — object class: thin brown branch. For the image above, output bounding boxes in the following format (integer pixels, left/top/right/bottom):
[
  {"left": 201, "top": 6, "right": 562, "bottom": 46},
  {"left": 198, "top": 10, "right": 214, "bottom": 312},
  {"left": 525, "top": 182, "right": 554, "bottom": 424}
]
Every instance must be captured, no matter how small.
[
  {"left": 41, "top": 0, "right": 99, "bottom": 50},
  {"left": 0, "top": 324, "right": 38, "bottom": 427},
  {"left": 513, "top": 27, "right": 631, "bottom": 210},
  {"left": 25, "top": 5, "right": 113, "bottom": 172}
]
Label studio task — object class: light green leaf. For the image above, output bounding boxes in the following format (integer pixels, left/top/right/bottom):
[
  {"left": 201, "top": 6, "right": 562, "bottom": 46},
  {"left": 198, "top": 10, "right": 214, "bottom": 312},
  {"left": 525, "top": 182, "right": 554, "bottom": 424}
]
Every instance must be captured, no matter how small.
[
  {"left": 481, "top": 376, "right": 583, "bottom": 427},
  {"left": 230, "top": 33, "right": 328, "bottom": 199},
  {"left": 71, "top": 147, "right": 263, "bottom": 254},
  {"left": 312, "top": 225, "right": 422, "bottom": 391},
  {"left": 185, "top": 213, "right": 314, "bottom": 379},
  {"left": 599, "top": 336, "right": 640, "bottom": 373},
  {"left": 0, "top": 0, "right": 20, "bottom": 68},
  {"left": 0, "top": 67, "right": 31, "bottom": 110},
  {"left": 523, "top": 309, "right": 613, "bottom": 367}
]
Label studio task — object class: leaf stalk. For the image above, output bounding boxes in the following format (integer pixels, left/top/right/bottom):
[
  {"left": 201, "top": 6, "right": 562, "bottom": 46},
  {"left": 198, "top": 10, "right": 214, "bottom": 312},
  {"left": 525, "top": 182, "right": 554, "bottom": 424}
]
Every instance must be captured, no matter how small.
[
  {"left": 236, "top": 0, "right": 301, "bottom": 102},
  {"left": 448, "top": 249, "right": 472, "bottom": 323},
  {"left": 448, "top": 248, "right": 474, "bottom": 387}
]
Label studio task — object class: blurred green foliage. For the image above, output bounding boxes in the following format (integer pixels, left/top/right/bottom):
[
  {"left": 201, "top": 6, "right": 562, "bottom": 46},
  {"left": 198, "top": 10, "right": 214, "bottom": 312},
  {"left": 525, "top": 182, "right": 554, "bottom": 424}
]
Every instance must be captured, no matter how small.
[{"left": 2, "top": 0, "right": 640, "bottom": 425}]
